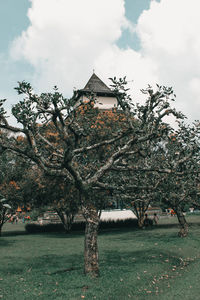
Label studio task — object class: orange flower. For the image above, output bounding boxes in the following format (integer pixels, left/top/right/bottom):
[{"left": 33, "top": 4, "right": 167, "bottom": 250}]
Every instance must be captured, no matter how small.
[{"left": 9, "top": 181, "right": 20, "bottom": 190}]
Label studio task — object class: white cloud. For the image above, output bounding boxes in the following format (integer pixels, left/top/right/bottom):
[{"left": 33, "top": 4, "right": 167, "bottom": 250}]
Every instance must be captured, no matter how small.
[
  {"left": 11, "top": 0, "right": 130, "bottom": 95},
  {"left": 135, "top": 0, "right": 200, "bottom": 121},
  {"left": 94, "top": 45, "right": 159, "bottom": 102},
  {"left": 97, "top": 0, "right": 200, "bottom": 122},
  {"left": 10, "top": 0, "right": 200, "bottom": 123}
]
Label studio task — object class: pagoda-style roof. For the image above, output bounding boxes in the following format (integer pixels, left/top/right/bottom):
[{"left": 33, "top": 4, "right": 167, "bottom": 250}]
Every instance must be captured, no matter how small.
[{"left": 76, "top": 73, "right": 116, "bottom": 97}]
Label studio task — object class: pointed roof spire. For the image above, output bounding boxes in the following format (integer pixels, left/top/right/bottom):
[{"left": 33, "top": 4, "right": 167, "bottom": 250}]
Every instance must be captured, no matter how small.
[
  {"left": 83, "top": 73, "right": 112, "bottom": 93},
  {"left": 75, "top": 73, "right": 116, "bottom": 100}
]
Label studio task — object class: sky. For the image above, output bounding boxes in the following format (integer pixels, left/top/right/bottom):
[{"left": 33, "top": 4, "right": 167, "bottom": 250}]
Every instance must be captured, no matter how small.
[{"left": 0, "top": 0, "right": 200, "bottom": 125}]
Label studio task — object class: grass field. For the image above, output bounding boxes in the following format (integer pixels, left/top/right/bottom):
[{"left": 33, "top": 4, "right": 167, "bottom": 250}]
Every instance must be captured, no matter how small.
[{"left": 1, "top": 215, "right": 200, "bottom": 300}]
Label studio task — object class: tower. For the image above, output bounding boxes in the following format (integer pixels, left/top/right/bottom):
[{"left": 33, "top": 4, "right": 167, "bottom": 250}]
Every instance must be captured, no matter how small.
[{"left": 75, "top": 73, "right": 117, "bottom": 109}]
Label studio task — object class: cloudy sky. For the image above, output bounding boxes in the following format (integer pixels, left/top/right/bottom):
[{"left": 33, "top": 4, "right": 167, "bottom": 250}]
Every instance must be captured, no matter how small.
[{"left": 1, "top": 0, "right": 200, "bottom": 124}]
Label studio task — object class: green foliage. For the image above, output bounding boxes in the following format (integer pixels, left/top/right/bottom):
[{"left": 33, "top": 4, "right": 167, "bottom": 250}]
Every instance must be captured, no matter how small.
[
  {"left": 154, "top": 121, "right": 200, "bottom": 211},
  {"left": 0, "top": 151, "right": 31, "bottom": 211}
]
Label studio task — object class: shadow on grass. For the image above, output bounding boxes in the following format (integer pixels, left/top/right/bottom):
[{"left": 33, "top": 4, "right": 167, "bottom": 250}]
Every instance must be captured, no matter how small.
[
  {"left": 101, "top": 248, "right": 182, "bottom": 269},
  {"left": 0, "top": 238, "right": 17, "bottom": 247},
  {"left": 38, "top": 230, "right": 85, "bottom": 239},
  {"left": 188, "top": 221, "right": 200, "bottom": 227},
  {"left": 2, "top": 231, "right": 28, "bottom": 237},
  {"left": 44, "top": 227, "right": 140, "bottom": 239},
  {"left": 25, "top": 224, "right": 180, "bottom": 240},
  {"left": 4, "top": 219, "right": 200, "bottom": 240},
  {"left": 36, "top": 253, "right": 83, "bottom": 273},
  {"left": 1, "top": 224, "right": 174, "bottom": 238},
  {"left": 99, "top": 224, "right": 178, "bottom": 236},
  {"left": 1, "top": 252, "right": 83, "bottom": 276}
]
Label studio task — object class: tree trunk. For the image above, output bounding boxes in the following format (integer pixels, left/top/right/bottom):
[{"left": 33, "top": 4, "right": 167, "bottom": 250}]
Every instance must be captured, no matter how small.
[
  {"left": 56, "top": 210, "right": 74, "bottom": 233},
  {"left": 0, "top": 210, "right": 5, "bottom": 236},
  {"left": 134, "top": 209, "right": 146, "bottom": 228},
  {"left": 82, "top": 205, "right": 100, "bottom": 277},
  {"left": 131, "top": 201, "right": 149, "bottom": 229},
  {"left": 0, "top": 223, "right": 2, "bottom": 237},
  {"left": 138, "top": 215, "right": 145, "bottom": 228},
  {"left": 175, "top": 207, "right": 189, "bottom": 237}
]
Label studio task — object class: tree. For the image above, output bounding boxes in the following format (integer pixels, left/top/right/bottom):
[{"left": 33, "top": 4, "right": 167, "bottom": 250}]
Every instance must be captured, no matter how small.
[
  {"left": 0, "top": 138, "right": 27, "bottom": 224},
  {"left": 0, "top": 79, "right": 183, "bottom": 276},
  {"left": 128, "top": 174, "right": 161, "bottom": 228},
  {"left": 21, "top": 166, "right": 80, "bottom": 233},
  {"left": 123, "top": 120, "right": 200, "bottom": 237},
  {"left": 107, "top": 116, "right": 200, "bottom": 237},
  {"left": 152, "top": 122, "right": 200, "bottom": 237},
  {"left": 0, "top": 145, "right": 32, "bottom": 213},
  {"left": 0, "top": 195, "right": 11, "bottom": 236},
  {"left": 110, "top": 159, "right": 161, "bottom": 228}
]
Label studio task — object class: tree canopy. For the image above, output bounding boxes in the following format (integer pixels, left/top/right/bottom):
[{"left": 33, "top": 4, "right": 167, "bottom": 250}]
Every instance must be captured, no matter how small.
[{"left": 0, "top": 77, "right": 199, "bottom": 276}]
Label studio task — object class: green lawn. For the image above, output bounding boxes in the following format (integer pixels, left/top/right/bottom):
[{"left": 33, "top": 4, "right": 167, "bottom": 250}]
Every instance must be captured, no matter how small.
[{"left": 1, "top": 215, "right": 200, "bottom": 300}]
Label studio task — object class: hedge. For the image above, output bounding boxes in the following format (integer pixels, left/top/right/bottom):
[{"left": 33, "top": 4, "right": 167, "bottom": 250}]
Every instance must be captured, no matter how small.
[{"left": 25, "top": 218, "right": 138, "bottom": 233}]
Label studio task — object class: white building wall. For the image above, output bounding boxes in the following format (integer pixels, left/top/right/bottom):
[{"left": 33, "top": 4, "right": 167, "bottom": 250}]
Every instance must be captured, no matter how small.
[
  {"left": 81, "top": 95, "right": 117, "bottom": 109},
  {"left": 100, "top": 210, "right": 136, "bottom": 221}
]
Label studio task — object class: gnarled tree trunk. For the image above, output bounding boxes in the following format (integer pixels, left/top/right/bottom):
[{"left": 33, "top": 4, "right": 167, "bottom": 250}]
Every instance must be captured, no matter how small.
[
  {"left": 174, "top": 207, "right": 188, "bottom": 237},
  {"left": 56, "top": 209, "right": 75, "bottom": 233},
  {"left": 82, "top": 204, "right": 100, "bottom": 277}
]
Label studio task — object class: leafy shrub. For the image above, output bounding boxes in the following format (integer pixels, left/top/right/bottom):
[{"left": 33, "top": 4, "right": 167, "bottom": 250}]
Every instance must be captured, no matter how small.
[
  {"left": 25, "top": 223, "right": 64, "bottom": 233},
  {"left": 99, "top": 218, "right": 138, "bottom": 229},
  {"left": 25, "top": 218, "right": 138, "bottom": 234}
]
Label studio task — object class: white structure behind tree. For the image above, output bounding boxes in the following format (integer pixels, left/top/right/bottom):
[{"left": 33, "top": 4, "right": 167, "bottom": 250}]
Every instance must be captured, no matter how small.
[{"left": 75, "top": 73, "right": 117, "bottom": 109}]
